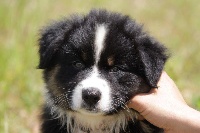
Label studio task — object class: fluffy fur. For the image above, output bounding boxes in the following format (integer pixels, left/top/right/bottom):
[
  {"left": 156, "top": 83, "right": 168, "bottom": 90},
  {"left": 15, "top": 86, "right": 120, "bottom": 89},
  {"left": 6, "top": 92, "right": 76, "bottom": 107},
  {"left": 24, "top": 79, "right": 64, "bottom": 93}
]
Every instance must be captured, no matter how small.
[{"left": 38, "top": 9, "right": 168, "bottom": 133}]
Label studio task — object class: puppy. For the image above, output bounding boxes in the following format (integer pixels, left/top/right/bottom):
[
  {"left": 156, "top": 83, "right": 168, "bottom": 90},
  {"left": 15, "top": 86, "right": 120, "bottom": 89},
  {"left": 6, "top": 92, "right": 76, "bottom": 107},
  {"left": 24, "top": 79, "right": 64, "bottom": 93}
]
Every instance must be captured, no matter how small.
[{"left": 38, "top": 9, "right": 168, "bottom": 133}]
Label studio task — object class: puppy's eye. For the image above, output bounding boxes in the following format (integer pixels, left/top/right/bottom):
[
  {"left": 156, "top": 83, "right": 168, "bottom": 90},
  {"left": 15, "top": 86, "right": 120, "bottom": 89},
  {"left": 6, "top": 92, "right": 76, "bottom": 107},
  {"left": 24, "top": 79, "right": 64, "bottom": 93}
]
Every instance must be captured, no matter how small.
[{"left": 72, "top": 61, "right": 85, "bottom": 69}]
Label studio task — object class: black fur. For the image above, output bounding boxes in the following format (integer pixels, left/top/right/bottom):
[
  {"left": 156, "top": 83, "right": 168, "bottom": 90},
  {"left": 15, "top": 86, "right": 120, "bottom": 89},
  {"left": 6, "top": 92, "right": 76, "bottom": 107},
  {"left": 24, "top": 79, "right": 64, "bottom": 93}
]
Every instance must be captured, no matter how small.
[{"left": 38, "top": 9, "right": 168, "bottom": 133}]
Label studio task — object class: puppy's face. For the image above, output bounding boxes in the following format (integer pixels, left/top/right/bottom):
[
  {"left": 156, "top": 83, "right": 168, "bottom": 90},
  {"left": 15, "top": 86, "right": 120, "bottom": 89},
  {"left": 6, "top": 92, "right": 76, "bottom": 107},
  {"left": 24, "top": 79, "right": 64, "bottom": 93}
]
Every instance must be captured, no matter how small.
[
  {"left": 39, "top": 10, "right": 168, "bottom": 116},
  {"left": 53, "top": 24, "right": 149, "bottom": 115}
]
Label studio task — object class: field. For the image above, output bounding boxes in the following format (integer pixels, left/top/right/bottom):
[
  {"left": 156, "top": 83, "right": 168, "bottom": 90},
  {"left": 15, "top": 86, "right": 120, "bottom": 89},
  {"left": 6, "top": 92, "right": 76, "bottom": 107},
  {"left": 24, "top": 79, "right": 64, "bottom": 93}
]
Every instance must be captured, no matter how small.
[{"left": 0, "top": 0, "right": 200, "bottom": 132}]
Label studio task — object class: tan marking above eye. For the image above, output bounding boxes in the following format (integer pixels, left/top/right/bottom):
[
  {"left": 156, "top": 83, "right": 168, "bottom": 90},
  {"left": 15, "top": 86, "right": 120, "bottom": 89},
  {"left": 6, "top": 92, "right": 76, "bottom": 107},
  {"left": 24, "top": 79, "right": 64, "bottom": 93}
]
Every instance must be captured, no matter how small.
[{"left": 107, "top": 56, "right": 115, "bottom": 66}]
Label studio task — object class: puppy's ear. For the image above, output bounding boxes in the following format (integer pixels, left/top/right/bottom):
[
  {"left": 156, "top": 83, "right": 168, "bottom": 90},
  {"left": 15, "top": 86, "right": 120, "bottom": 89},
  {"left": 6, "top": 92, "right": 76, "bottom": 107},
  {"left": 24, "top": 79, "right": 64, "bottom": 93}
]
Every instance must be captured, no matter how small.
[
  {"left": 136, "top": 35, "right": 168, "bottom": 88},
  {"left": 38, "top": 19, "right": 75, "bottom": 69}
]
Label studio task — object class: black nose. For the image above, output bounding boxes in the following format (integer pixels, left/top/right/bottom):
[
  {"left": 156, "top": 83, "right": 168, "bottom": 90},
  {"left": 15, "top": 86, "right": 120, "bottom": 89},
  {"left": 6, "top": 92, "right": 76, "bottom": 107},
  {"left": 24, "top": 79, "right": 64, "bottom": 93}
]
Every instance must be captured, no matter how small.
[{"left": 82, "top": 88, "right": 101, "bottom": 106}]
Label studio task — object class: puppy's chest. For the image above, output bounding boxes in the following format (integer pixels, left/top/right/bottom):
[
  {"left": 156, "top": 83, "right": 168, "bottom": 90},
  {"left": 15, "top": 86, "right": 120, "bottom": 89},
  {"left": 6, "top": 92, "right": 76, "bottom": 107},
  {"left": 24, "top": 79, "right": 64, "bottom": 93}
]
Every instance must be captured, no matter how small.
[
  {"left": 72, "top": 129, "right": 129, "bottom": 133},
  {"left": 68, "top": 120, "right": 128, "bottom": 133}
]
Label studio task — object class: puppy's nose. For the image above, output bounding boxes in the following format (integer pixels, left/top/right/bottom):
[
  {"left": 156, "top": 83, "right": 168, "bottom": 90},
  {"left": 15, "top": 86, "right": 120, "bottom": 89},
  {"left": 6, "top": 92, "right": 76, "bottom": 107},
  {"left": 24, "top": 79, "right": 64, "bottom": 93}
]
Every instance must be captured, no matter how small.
[{"left": 82, "top": 88, "right": 101, "bottom": 106}]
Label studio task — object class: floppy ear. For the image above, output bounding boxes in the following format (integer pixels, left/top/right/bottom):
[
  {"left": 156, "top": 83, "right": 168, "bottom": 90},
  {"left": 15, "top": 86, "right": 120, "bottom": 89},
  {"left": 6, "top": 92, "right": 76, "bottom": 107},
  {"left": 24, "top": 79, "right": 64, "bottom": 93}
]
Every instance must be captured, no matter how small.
[
  {"left": 38, "top": 19, "right": 76, "bottom": 69},
  {"left": 38, "top": 28, "right": 62, "bottom": 69},
  {"left": 136, "top": 35, "right": 168, "bottom": 88}
]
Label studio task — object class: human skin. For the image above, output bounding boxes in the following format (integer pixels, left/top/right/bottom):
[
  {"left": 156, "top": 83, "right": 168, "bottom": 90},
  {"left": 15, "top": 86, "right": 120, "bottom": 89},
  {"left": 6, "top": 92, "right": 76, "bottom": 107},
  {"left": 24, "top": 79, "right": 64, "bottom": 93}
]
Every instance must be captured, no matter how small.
[{"left": 128, "top": 72, "right": 200, "bottom": 133}]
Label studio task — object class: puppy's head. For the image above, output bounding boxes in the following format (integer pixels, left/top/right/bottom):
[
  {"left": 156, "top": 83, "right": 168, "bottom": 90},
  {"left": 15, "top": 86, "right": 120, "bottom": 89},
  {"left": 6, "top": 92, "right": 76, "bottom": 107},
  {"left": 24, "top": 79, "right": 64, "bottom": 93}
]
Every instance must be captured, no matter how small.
[{"left": 38, "top": 9, "right": 168, "bottom": 116}]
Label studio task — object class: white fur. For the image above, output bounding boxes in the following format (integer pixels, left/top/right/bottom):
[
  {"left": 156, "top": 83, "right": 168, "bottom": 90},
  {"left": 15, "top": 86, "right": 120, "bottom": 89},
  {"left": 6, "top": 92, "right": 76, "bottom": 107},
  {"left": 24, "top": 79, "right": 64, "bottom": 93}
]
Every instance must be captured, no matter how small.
[
  {"left": 64, "top": 111, "right": 135, "bottom": 133},
  {"left": 94, "top": 24, "right": 107, "bottom": 63}
]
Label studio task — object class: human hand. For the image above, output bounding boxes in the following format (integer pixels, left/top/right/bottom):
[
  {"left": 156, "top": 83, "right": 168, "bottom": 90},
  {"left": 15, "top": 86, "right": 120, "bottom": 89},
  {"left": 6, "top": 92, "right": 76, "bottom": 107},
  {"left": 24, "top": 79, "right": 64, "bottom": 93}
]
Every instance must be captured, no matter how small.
[{"left": 128, "top": 72, "right": 200, "bottom": 132}]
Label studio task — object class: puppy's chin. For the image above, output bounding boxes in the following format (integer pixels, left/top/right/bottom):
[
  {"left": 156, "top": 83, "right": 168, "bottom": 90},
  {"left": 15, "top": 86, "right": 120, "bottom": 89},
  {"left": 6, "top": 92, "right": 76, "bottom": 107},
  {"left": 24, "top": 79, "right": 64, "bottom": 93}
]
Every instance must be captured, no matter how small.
[
  {"left": 72, "top": 105, "right": 123, "bottom": 116},
  {"left": 76, "top": 109, "right": 104, "bottom": 116}
]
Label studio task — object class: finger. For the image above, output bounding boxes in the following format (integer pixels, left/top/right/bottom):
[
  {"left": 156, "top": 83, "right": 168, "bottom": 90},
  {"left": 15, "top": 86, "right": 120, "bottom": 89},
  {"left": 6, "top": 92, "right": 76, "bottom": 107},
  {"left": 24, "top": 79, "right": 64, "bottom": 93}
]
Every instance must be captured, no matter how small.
[
  {"left": 127, "top": 93, "right": 149, "bottom": 112},
  {"left": 137, "top": 114, "right": 145, "bottom": 120}
]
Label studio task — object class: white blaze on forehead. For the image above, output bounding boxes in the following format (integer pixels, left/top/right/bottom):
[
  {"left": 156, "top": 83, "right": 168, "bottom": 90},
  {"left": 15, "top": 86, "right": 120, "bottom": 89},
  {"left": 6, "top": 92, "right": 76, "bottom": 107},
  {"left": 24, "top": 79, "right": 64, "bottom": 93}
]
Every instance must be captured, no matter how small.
[{"left": 94, "top": 24, "right": 107, "bottom": 63}]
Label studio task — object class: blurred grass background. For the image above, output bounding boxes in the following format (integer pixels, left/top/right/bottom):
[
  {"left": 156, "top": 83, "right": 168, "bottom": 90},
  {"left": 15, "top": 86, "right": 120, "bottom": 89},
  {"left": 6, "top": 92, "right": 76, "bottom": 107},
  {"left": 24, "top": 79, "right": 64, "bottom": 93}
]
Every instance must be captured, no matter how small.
[{"left": 0, "top": 0, "right": 200, "bottom": 132}]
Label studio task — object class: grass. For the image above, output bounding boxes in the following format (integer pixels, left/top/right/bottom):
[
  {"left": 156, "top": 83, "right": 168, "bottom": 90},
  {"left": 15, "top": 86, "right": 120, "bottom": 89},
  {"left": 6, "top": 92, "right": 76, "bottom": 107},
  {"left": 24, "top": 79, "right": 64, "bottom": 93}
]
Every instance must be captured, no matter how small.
[{"left": 0, "top": 0, "right": 200, "bottom": 132}]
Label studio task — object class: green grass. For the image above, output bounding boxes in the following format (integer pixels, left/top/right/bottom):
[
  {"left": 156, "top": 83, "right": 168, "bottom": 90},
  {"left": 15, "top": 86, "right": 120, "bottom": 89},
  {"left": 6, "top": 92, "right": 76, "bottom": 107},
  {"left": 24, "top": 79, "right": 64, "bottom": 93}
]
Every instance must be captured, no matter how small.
[{"left": 0, "top": 0, "right": 200, "bottom": 132}]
